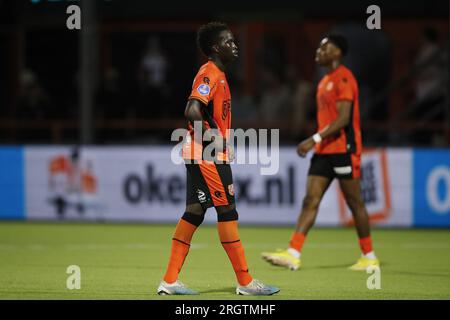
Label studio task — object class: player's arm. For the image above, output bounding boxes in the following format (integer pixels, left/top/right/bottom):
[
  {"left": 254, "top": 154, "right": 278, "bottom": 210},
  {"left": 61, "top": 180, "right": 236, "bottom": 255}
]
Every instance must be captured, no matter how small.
[
  {"left": 317, "top": 100, "right": 352, "bottom": 139},
  {"left": 297, "top": 100, "right": 352, "bottom": 157},
  {"left": 184, "top": 98, "right": 225, "bottom": 151}
]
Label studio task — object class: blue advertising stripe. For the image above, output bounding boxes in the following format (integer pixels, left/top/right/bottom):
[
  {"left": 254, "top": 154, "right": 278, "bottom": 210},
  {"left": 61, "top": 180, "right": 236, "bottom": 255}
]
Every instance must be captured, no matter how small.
[
  {"left": 0, "top": 147, "right": 25, "bottom": 219},
  {"left": 413, "top": 149, "right": 450, "bottom": 227}
]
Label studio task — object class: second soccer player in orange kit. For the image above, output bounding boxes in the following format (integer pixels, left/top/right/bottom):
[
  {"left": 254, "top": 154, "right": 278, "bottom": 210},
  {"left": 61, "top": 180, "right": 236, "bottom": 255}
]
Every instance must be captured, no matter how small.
[{"left": 262, "top": 35, "right": 380, "bottom": 271}]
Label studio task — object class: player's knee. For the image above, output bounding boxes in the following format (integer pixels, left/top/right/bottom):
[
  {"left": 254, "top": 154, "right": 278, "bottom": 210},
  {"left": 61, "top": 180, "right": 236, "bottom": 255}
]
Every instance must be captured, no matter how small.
[
  {"left": 302, "top": 195, "right": 321, "bottom": 210},
  {"left": 182, "top": 211, "right": 205, "bottom": 227},
  {"left": 185, "top": 203, "right": 206, "bottom": 216},
  {"left": 215, "top": 204, "right": 236, "bottom": 215},
  {"left": 216, "top": 205, "right": 238, "bottom": 222}
]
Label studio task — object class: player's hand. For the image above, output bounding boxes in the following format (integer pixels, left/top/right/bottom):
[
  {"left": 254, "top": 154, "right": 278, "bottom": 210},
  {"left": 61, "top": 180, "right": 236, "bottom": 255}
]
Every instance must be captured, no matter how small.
[{"left": 297, "top": 138, "right": 315, "bottom": 157}]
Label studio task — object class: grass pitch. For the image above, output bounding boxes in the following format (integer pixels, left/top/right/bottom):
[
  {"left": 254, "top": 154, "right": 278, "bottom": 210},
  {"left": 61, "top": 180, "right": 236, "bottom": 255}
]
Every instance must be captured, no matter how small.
[{"left": 0, "top": 222, "right": 449, "bottom": 300}]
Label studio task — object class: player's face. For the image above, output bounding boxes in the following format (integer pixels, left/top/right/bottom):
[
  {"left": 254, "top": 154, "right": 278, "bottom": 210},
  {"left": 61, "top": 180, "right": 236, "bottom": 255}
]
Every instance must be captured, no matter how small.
[
  {"left": 315, "top": 38, "right": 340, "bottom": 65},
  {"left": 216, "top": 30, "right": 238, "bottom": 63}
]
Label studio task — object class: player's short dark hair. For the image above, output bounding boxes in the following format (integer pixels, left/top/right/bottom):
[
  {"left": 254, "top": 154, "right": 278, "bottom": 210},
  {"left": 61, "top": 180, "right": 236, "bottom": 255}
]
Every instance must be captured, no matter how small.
[
  {"left": 197, "top": 21, "right": 229, "bottom": 56},
  {"left": 326, "top": 34, "right": 348, "bottom": 56}
]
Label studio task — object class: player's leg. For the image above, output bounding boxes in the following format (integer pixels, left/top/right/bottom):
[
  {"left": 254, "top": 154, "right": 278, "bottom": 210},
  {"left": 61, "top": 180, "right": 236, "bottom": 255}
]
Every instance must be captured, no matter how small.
[
  {"left": 294, "top": 175, "right": 333, "bottom": 235},
  {"left": 339, "top": 178, "right": 370, "bottom": 238},
  {"left": 158, "top": 164, "right": 210, "bottom": 295},
  {"left": 212, "top": 163, "right": 279, "bottom": 295},
  {"left": 159, "top": 203, "right": 205, "bottom": 286},
  {"left": 338, "top": 153, "right": 379, "bottom": 270},
  {"left": 262, "top": 154, "right": 333, "bottom": 270},
  {"left": 339, "top": 178, "right": 379, "bottom": 270},
  {"left": 215, "top": 203, "right": 251, "bottom": 286}
]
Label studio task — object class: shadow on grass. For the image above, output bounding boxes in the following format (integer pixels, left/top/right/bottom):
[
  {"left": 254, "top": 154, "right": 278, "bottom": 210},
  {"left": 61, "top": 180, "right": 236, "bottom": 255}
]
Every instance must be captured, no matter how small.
[
  {"left": 199, "top": 287, "right": 235, "bottom": 294},
  {"left": 310, "top": 263, "right": 352, "bottom": 269},
  {"left": 305, "top": 262, "right": 388, "bottom": 270},
  {"left": 264, "top": 263, "right": 351, "bottom": 271}
]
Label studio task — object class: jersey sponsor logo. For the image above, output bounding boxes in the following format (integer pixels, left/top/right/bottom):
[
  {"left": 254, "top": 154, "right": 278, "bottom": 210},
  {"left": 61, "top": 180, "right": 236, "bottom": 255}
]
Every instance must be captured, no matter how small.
[
  {"left": 326, "top": 82, "right": 334, "bottom": 91},
  {"left": 197, "top": 84, "right": 210, "bottom": 96},
  {"left": 196, "top": 189, "right": 207, "bottom": 203},
  {"left": 203, "top": 77, "right": 210, "bottom": 84},
  {"left": 333, "top": 166, "right": 352, "bottom": 175}
]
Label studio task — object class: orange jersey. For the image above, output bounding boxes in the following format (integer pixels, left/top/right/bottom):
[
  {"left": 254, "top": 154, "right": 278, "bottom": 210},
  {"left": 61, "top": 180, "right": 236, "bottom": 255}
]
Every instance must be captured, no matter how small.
[
  {"left": 315, "top": 65, "right": 362, "bottom": 155},
  {"left": 183, "top": 61, "right": 232, "bottom": 161}
]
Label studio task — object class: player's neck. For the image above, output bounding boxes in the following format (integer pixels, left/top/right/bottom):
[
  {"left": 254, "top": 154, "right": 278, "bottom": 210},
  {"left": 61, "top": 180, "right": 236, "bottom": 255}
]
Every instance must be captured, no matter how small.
[
  {"left": 325, "top": 60, "right": 341, "bottom": 73},
  {"left": 209, "top": 57, "right": 226, "bottom": 72}
]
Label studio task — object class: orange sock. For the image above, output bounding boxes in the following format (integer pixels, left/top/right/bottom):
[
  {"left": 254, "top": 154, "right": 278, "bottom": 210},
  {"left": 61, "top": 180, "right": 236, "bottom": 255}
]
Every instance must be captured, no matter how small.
[
  {"left": 359, "top": 236, "right": 373, "bottom": 255},
  {"left": 163, "top": 217, "right": 198, "bottom": 284},
  {"left": 289, "top": 232, "right": 306, "bottom": 253},
  {"left": 218, "top": 220, "right": 253, "bottom": 286}
]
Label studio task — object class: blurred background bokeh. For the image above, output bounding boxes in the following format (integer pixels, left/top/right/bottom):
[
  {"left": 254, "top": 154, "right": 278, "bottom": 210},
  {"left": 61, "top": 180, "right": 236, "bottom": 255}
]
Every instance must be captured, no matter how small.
[{"left": 0, "top": 0, "right": 448, "bottom": 146}]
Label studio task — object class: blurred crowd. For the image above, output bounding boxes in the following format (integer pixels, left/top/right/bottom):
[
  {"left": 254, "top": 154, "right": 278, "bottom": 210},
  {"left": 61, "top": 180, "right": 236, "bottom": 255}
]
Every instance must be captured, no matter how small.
[{"left": 9, "top": 26, "right": 449, "bottom": 146}]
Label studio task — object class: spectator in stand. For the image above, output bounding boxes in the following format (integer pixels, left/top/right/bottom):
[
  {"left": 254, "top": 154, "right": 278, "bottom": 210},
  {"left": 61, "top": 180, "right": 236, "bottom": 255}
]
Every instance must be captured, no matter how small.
[
  {"left": 410, "top": 27, "right": 448, "bottom": 145},
  {"left": 16, "top": 69, "right": 51, "bottom": 120},
  {"left": 258, "top": 69, "right": 291, "bottom": 124},
  {"left": 97, "top": 67, "right": 126, "bottom": 119},
  {"left": 137, "top": 36, "right": 170, "bottom": 118},
  {"left": 285, "top": 65, "right": 314, "bottom": 140},
  {"left": 414, "top": 27, "right": 445, "bottom": 105},
  {"left": 230, "top": 80, "right": 258, "bottom": 122}
]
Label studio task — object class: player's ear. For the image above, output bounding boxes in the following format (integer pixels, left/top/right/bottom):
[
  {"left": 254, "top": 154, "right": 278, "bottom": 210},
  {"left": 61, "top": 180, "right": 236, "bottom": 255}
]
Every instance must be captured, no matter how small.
[
  {"left": 334, "top": 45, "right": 343, "bottom": 59},
  {"left": 211, "top": 44, "right": 220, "bottom": 55}
]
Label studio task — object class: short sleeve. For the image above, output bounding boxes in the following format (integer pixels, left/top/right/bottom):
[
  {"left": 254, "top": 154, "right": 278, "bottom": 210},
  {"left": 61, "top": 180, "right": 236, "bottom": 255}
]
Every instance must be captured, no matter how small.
[
  {"left": 335, "top": 76, "right": 354, "bottom": 101},
  {"left": 188, "top": 72, "right": 217, "bottom": 105}
]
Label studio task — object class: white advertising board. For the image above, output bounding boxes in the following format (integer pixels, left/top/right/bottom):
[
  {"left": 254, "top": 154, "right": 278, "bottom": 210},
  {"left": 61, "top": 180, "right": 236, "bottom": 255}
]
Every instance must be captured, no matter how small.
[{"left": 24, "top": 146, "right": 412, "bottom": 227}]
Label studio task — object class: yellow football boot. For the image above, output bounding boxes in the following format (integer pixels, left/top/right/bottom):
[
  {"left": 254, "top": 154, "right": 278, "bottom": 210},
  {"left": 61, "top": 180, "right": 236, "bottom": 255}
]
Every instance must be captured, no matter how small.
[
  {"left": 349, "top": 256, "right": 380, "bottom": 271},
  {"left": 261, "top": 249, "right": 301, "bottom": 271}
]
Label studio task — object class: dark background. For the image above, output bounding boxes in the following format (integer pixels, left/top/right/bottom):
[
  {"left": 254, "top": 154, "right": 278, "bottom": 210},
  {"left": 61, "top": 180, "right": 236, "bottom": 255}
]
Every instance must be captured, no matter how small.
[{"left": 0, "top": 0, "right": 448, "bottom": 146}]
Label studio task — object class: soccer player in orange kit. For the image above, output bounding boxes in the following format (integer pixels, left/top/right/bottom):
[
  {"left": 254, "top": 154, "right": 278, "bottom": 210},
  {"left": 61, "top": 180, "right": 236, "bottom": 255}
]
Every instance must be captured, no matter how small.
[
  {"left": 262, "top": 35, "right": 380, "bottom": 271},
  {"left": 157, "top": 22, "right": 279, "bottom": 296}
]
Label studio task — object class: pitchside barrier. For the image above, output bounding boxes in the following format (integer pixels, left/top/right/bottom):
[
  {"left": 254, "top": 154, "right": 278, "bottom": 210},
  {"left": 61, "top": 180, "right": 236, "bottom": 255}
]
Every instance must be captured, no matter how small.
[{"left": 0, "top": 146, "right": 449, "bottom": 227}]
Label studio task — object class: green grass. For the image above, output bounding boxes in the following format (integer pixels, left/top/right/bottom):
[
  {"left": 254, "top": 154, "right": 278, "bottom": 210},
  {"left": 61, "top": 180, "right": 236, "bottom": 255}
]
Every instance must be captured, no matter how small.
[{"left": 0, "top": 222, "right": 449, "bottom": 300}]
